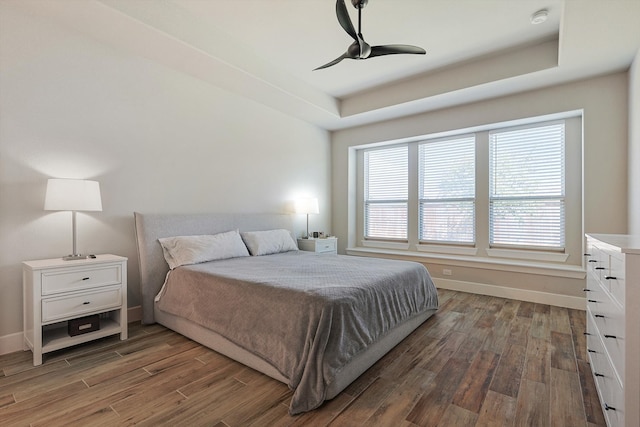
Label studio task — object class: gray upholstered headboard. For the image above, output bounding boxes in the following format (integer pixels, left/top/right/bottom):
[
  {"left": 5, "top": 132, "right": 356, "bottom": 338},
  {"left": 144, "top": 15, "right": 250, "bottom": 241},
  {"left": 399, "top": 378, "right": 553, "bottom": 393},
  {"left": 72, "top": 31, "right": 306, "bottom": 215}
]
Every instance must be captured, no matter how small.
[{"left": 133, "top": 212, "right": 294, "bottom": 324}]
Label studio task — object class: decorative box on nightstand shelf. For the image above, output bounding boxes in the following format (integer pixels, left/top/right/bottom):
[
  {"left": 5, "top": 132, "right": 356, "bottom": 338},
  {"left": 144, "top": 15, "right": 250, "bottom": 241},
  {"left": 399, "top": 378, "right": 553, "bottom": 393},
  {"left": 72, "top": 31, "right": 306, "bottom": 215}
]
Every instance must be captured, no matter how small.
[
  {"left": 297, "top": 237, "right": 338, "bottom": 254},
  {"left": 22, "top": 254, "right": 128, "bottom": 366}
]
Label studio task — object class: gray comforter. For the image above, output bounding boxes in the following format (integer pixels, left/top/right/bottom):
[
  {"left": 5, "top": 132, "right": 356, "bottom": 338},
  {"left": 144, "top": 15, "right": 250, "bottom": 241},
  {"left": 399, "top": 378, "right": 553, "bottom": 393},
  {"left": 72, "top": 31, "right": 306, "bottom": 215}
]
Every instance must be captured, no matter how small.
[{"left": 156, "top": 251, "right": 438, "bottom": 414}]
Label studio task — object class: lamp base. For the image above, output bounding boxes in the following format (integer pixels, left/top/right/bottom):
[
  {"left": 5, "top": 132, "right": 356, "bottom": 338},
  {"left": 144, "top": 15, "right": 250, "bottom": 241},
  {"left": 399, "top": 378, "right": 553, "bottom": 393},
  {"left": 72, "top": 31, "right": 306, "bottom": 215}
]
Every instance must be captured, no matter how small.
[{"left": 63, "top": 254, "right": 96, "bottom": 261}]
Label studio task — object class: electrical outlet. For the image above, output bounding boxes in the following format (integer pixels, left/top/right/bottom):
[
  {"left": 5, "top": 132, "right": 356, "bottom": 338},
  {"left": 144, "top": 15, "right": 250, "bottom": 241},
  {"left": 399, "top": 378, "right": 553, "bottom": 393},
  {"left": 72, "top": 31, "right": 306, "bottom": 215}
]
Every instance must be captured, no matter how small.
[{"left": 443, "top": 269, "right": 452, "bottom": 276}]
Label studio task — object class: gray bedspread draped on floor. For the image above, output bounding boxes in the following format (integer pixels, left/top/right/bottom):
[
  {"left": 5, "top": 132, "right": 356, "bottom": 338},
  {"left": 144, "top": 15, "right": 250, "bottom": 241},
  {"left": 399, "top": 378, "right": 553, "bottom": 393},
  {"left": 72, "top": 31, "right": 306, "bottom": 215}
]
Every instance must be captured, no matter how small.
[{"left": 156, "top": 251, "right": 438, "bottom": 414}]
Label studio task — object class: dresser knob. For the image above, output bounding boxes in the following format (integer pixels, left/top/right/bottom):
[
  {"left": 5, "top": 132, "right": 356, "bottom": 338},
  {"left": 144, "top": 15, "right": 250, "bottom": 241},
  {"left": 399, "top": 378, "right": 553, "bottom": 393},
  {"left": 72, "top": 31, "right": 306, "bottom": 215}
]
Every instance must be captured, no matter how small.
[
  {"left": 604, "top": 404, "right": 616, "bottom": 411},
  {"left": 604, "top": 334, "right": 617, "bottom": 339},
  {"left": 605, "top": 276, "right": 617, "bottom": 280}
]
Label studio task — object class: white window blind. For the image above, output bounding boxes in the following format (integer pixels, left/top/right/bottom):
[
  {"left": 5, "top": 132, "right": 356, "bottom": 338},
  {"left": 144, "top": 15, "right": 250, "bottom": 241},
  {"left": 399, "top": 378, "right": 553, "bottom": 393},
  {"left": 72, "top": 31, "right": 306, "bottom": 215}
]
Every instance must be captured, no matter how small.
[
  {"left": 364, "top": 145, "right": 408, "bottom": 240},
  {"left": 419, "top": 136, "right": 475, "bottom": 244},
  {"left": 489, "top": 122, "right": 565, "bottom": 249}
]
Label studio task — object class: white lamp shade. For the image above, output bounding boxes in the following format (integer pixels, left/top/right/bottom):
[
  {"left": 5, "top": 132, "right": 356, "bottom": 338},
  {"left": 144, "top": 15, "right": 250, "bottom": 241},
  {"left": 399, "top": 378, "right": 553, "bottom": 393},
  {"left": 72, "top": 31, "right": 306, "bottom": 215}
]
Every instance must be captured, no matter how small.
[
  {"left": 44, "top": 179, "right": 102, "bottom": 212},
  {"left": 295, "top": 197, "right": 319, "bottom": 215}
]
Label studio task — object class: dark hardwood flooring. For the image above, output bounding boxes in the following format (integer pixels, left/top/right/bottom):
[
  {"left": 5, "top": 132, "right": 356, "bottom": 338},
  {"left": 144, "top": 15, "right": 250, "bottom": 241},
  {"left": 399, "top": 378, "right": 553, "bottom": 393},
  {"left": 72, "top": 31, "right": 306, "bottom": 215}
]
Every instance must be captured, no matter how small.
[{"left": 0, "top": 289, "right": 605, "bottom": 426}]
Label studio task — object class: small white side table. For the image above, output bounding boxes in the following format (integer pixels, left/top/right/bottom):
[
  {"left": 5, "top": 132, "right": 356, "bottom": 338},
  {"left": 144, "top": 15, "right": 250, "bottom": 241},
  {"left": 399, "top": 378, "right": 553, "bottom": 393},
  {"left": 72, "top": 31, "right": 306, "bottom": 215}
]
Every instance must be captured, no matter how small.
[
  {"left": 297, "top": 237, "right": 338, "bottom": 254},
  {"left": 22, "top": 254, "right": 128, "bottom": 365}
]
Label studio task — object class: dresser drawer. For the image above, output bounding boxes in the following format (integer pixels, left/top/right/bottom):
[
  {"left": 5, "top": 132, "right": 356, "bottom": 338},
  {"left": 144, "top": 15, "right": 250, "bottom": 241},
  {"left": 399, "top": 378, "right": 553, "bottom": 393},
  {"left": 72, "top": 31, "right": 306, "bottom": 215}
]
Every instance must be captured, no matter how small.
[
  {"left": 589, "top": 297, "right": 625, "bottom": 383},
  {"left": 589, "top": 342, "right": 625, "bottom": 427},
  {"left": 42, "top": 265, "right": 122, "bottom": 295},
  {"left": 607, "top": 253, "right": 625, "bottom": 306},
  {"left": 41, "top": 286, "right": 122, "bottom": 323},
  {"left": 586, "top": 241, "right": 607, "bottom": 281}
]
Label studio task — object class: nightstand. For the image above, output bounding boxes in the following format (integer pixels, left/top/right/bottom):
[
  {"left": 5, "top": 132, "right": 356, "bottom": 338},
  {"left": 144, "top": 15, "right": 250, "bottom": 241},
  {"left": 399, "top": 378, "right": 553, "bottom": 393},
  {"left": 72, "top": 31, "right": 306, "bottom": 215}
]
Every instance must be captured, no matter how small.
[
  {"left": 297, "top": 237, "right": 338, "bottom": 254},
  {"left": 22, "top": 254, "right": 128, "bottom": 366}
]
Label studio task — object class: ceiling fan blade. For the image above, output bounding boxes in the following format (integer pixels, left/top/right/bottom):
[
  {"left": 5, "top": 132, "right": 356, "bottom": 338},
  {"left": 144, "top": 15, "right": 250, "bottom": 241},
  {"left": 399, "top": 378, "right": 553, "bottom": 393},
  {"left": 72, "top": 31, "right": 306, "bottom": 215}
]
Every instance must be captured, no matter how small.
[
  {"left": 369, "top": 44, "right": 426, "bottom": 58},
  {"left": 336, "top": 0, "right": 358, "bottom": 42},
  {"left": 314, "top": 53, "right": 349, "bottom": 71}
]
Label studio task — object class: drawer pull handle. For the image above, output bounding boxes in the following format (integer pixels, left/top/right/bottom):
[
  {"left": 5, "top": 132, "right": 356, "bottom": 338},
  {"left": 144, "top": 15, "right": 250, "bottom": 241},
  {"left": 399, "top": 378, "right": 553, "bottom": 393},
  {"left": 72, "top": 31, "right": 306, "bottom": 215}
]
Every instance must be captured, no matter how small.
[
  {"left": 583, "top": 332, "right": 591, "bottom": 336},
  {"left": 82, "top": 301, "right": 91, "bottom": 305},
  {"left": 594, "top": 314, "right": 605, "bottom": 318},
  {"left": 82, "top": 277, "right": 90, "bottom": 281},
  {"left": 604, "top": 334, "right": 617, "bottom": 339},
  {"left": 583, "top": 288, "right": 591, "bottom": 292},
  {"left": 594, "top": 373, "right": 604, "bottom": 377},
  {"left": 595, "top": 267, "right": 605, "bottom": 270},
  {"left": 604, "top": 276, "right": 617, "bottom": 280},
  {"left": 604, "top": 404, "right": 616, "bottom": 411},
  {"left": 588, "top": 259, "right": 598, "bottom": 263},
  {"left": 588, "top": 300, "right": 598, "bottom": 303},
  {"left": 587, "top": 349, "right": 596, "bottom": 353},
  {"left": 584, "top": 253, "right": 591, "bottom": 257}
]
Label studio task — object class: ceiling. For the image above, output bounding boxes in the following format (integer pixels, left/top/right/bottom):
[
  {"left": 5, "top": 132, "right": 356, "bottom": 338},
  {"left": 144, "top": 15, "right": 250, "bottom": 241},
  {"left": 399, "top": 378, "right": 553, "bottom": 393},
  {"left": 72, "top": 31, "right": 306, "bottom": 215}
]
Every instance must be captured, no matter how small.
[{"left": 11, "top": 0, "right": 640, "bottom": 130}]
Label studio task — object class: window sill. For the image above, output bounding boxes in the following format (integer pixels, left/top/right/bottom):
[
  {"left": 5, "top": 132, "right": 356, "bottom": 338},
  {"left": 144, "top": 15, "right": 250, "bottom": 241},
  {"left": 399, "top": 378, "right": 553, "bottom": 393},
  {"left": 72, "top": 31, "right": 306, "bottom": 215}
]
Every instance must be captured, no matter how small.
[
  {"left": 346, "top": 247, "right": 585, "bottom": 279},
  {"left": 486, "top": 248, "right": 569, "bottom": 263},
  {"left": 416, "top": 244, "right": 478, "bottom": 256}
]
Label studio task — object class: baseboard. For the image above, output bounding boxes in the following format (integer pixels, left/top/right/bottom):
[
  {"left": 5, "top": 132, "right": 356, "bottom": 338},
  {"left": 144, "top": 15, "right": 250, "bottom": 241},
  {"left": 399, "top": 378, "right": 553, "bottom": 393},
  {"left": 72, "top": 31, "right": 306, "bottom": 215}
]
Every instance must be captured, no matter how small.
[
  {"left": 0, "top": 305, "right": 143, "bottom": 356},
  {"left": 434, "top": 278, "right": 586, "bottom": 310},
  {"left": 0, "top": 332, "right": 24, "bottom": 357},
  {"left": 128, "top": 305, "right": 142, "bottom": 323}
]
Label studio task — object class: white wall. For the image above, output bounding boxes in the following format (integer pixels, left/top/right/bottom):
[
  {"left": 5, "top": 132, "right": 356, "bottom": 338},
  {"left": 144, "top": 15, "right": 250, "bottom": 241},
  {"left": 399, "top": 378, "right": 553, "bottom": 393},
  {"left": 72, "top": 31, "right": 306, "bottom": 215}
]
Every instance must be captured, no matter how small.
[
  {"left": 629, "top": 49, "right": 640, "bottom": 234},
  {"left": 0, "top": 6, "right": 331, "bottom": 338},
  {"left": 332, "top": 73, "right": 629, "bottom": 301}
]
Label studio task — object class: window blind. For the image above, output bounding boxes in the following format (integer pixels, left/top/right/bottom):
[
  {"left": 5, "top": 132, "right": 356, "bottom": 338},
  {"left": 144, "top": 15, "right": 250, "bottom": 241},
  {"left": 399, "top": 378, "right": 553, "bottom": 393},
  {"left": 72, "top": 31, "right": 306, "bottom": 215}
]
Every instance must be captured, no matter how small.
[
  {"left": 364, "top": 145, "right": 408, "bottom": 240},
  {"left": 489, "top": 122, "right": 565, "bottom": 249},
  {"left": 418, "top": 136, "right": 475, "bottom": 244}
]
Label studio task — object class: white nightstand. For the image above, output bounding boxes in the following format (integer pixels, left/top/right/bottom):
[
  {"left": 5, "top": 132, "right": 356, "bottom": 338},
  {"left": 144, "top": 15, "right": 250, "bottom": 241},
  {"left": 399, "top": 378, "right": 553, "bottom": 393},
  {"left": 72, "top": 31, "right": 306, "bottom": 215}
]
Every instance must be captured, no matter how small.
[
  {"left": 297, "top": 237, "right": 338, "bottom": 254},
  {"left": 22, "top": 254, "right": 128, "bottom": 366}
]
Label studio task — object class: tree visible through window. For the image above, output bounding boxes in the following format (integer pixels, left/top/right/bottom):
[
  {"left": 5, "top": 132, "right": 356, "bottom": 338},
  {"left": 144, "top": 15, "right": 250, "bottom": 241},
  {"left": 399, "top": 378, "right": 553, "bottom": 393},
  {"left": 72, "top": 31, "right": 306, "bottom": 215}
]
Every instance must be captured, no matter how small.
[
  {"left": 419, "top": 136, "right": 475, "bottom": 244},
  {"left": 489, "top": 122, "right": 565, "bottom": 249}
]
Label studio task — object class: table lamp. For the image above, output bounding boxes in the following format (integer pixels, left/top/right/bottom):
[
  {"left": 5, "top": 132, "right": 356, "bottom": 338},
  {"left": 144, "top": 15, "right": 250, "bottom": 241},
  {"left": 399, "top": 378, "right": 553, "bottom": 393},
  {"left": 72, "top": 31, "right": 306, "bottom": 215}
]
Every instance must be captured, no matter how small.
[
  {"left": 295, "top": 197, "right": 319, "bottom": 239},
  {"left": 44, "top": 178, "right": 102, "bottom": 260}
]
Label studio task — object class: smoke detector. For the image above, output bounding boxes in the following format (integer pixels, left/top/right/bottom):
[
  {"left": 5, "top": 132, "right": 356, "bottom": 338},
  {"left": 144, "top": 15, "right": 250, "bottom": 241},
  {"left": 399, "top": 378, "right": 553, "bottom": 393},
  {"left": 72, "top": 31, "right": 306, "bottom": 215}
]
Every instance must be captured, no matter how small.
[{"left": 531, "top": 9, "right": 549, "bottom": 24}]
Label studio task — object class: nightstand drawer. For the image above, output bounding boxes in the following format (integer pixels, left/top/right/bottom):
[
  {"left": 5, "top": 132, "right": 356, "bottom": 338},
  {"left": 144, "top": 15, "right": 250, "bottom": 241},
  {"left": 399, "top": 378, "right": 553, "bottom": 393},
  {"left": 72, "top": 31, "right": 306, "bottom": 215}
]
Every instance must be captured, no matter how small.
[
  {"left": 42, "top": 265, "right": 122, "bottom": 295},
  {"left": 298, "top": 238, "right": 338, "bottom": 254},
  {"left": 315, "top": 239, "right": 337, "bottom": 253},
  {"left": 41, "top": 286, "right": 122, "bottom": 323}
]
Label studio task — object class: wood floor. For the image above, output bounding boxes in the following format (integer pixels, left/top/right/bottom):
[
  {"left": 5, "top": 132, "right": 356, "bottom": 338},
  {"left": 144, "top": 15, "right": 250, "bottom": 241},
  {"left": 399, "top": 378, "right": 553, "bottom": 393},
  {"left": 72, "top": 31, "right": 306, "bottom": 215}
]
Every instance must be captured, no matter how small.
[{"left": 0, "top": 289, "right": 605, "bottom": 427}]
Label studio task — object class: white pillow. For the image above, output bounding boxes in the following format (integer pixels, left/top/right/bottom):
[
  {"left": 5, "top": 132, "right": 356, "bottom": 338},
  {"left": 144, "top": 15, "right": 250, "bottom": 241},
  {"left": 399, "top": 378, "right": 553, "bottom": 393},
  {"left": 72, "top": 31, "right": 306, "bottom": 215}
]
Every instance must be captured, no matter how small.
[
  {"left": 158, "top": 229, "right": 250, "bottom": 269},
  {"left": 241, "top": 229, "right": 298, "bottom": 256}
]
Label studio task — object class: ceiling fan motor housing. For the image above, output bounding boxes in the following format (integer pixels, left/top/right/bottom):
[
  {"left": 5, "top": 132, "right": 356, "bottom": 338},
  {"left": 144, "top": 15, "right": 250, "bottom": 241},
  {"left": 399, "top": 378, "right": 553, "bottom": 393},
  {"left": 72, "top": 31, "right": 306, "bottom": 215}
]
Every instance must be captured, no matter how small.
[{"left": 351, "top": 0, "right": 368, "bottom": 9}]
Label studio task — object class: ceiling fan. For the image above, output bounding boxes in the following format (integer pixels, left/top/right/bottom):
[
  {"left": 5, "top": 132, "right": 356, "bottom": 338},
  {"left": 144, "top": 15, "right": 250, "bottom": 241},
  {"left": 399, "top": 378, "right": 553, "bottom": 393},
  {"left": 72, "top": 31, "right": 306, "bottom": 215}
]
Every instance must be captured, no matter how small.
[{"left": 314, "top": 0, "right": 426, "bottom": 70}]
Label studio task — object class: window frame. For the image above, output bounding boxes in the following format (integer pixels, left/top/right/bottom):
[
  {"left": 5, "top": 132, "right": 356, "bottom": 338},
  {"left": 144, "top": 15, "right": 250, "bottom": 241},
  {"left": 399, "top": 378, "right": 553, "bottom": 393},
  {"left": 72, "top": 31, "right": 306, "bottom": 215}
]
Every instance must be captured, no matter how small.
[
  {"left": 354, "top": 113, "right": 582, "bottom": 267},
  {"left": 488, "top": 121, "right": 566, "bottom": 251},
  {"left": 418, "top": 134, "right": 476, "bottom": 246}
]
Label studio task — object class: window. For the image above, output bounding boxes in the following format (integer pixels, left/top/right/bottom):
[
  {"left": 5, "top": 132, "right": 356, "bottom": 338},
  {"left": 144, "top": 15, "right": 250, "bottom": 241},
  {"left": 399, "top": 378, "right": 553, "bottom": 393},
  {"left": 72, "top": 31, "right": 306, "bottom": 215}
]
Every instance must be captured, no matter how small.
[
  {"left": 489, "top": 122, "right": 565, "bottom": 250},
  {"left": 356, "top": 115, "right": 579, "bottom": 266},
  {"left": 364, "top": 145, "right": 408, "bottom": 240},
  {"left": 419, "top": 136, "right": 475, "bottom": 244}
]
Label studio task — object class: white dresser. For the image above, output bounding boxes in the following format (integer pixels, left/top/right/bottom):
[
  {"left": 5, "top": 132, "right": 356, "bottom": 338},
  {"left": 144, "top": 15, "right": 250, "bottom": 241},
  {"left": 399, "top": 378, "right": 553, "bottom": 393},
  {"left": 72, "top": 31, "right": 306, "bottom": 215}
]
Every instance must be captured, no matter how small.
[
  {"left": 23, "top": 254, "right": 128, "bottom": 366},
  {"left": 585, "top": 234, "right": 640, "bottom": 427}
]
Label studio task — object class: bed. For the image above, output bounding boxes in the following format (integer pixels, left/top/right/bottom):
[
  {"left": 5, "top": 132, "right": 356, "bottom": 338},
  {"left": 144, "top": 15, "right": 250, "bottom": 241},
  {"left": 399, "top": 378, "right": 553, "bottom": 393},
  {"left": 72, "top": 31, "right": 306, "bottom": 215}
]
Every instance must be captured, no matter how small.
[{"left": 134, "top": 212, "right": 438, "bottom": 414}]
